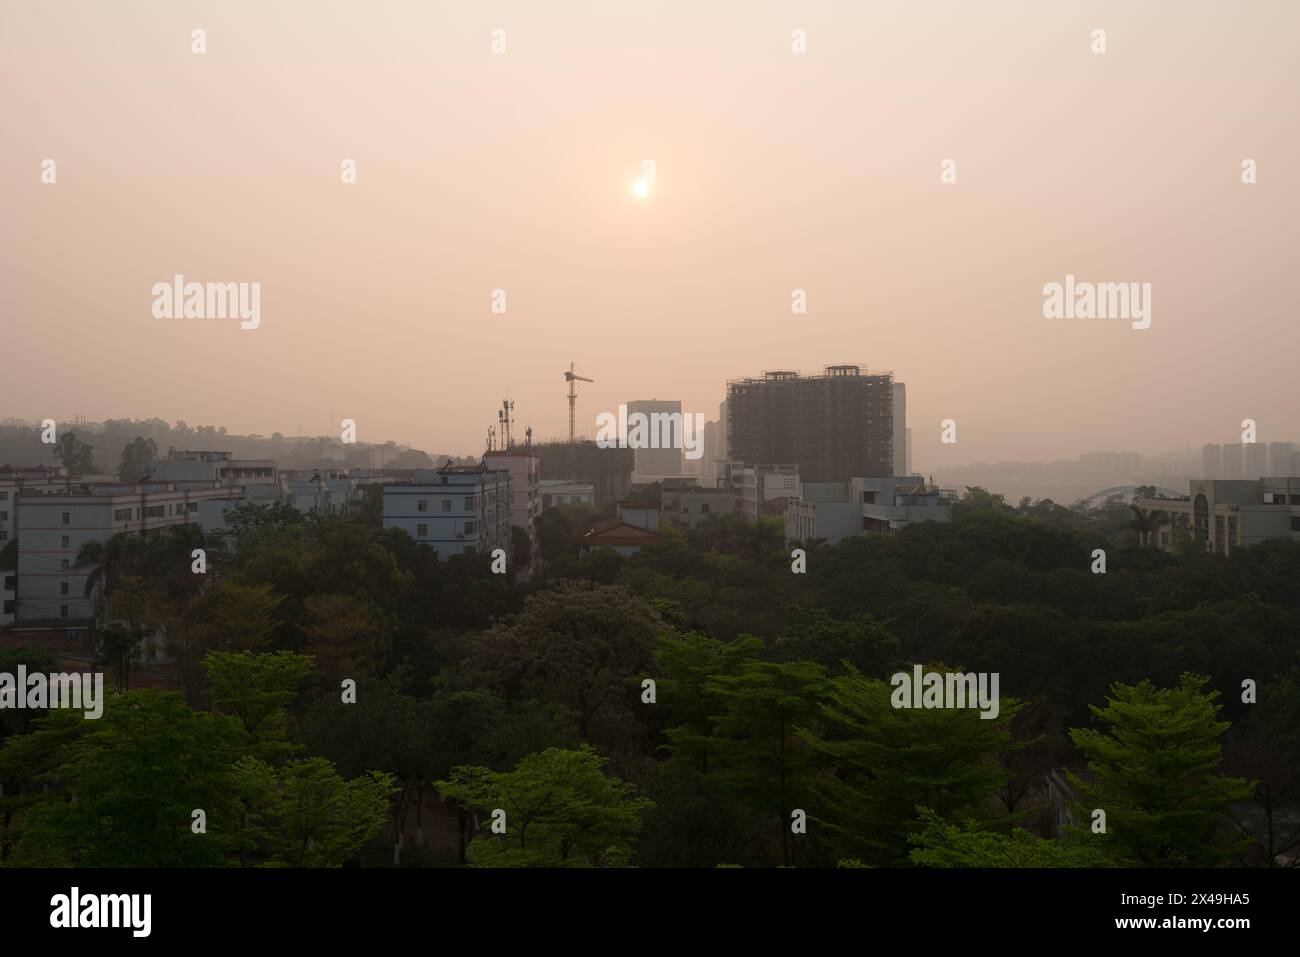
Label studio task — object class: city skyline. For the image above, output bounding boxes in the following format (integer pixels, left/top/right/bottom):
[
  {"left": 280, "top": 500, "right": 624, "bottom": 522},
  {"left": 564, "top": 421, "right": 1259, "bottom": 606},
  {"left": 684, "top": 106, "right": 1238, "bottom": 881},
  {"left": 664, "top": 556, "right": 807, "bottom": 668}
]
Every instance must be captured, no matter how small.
[{"left": 5, "top": 1, "right": 1298, "bottom": 466}]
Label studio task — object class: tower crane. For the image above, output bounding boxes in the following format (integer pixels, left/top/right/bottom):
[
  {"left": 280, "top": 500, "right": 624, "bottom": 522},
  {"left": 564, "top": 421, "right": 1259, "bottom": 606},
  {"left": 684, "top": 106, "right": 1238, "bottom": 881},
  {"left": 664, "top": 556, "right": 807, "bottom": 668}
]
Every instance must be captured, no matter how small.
[{"left": 564, "top": 363, "right": 593, "bottom": 445}]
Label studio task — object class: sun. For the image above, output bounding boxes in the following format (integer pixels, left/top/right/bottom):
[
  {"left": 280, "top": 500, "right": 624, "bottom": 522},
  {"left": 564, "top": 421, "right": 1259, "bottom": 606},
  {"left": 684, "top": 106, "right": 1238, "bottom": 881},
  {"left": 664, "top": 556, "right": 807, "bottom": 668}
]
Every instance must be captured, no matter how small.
[{"left": 632, "top": 178, "right": 651, "bottom": 199}]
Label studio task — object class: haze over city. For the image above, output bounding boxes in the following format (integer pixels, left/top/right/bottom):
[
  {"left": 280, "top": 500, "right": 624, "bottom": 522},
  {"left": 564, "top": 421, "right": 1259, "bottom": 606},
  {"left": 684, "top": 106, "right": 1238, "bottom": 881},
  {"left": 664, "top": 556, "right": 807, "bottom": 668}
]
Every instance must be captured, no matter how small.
[{"left": 4, "top": 0, "right": 1297, "bottom": 465}]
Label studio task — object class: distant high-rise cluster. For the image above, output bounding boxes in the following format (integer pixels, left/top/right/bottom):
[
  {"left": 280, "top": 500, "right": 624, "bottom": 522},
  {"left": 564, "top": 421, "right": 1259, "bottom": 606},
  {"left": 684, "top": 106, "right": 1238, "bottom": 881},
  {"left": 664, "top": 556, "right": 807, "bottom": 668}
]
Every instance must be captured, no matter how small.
[{"left": 1202, "top": 441, "right": 1298, "bottom": 479}]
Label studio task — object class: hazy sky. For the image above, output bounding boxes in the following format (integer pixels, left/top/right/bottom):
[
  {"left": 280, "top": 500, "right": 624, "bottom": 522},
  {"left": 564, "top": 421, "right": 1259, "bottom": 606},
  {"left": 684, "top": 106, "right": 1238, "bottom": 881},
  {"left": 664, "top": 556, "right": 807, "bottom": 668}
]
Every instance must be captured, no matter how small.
[{"left": 4, "top": 1, "right": 1297, "bottom": 470}]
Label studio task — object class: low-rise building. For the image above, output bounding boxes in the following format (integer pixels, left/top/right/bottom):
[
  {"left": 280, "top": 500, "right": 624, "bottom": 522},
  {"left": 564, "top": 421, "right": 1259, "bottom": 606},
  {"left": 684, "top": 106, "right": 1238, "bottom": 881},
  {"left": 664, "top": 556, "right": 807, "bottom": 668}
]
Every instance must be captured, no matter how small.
[
  {"left": 785, "top": 476, "right": 954, "bottom": 547},
  {"left": 382, "top": 463, "right": 512, "bottom": 559},
  {"left": 1137, "top": 477, "right": 1300, "bottom": 555},
  {"left": 738, "top": 464, "right": 801, "bottom": 520},
  {"left": 675, "top": 489, "right": 739, "bottom": 528},
  {"left": 150, "top": 449, "right": 278, "bottom": 485},
  {"left": 538, "top": 479, "right": 595, "bottom": 510}
]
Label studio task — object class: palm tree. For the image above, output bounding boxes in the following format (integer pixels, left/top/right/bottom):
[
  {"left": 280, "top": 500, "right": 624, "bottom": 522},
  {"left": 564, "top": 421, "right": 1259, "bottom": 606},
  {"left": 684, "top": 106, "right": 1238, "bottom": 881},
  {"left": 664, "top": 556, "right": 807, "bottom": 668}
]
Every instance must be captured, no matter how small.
[
  {"left": 76, "top": 533, "right": 144, "bottom": 622},
  {"left": 1128, "top": 504, "right": 1170, "bottom": 547}
]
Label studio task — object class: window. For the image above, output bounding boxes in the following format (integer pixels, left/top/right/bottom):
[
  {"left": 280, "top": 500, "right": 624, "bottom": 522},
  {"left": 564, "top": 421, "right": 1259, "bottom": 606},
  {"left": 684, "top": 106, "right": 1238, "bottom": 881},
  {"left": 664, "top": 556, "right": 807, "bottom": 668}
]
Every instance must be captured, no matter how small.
[
  {"left": 113, "top": 507, "right": 132, "bottom": 521},
  {"left": 61, "top": 559, "right": 70, "bottom": 572},
  {"left": 64, "top": 629, "right": 79, "bottom": 641},
  {"left": 60, "top": 605, "right": 68, "bottom": 619},
  {"left": 60, "top": 581, "right": 69, "bottom": 595},
  {"left": 441, "top": 499, "right": 451, "bottom": 512},
  {"left": 0, "top": 491, "right": 7, "bottom": 500},
  {"left": 701, "top": 503, "right": 711, "bottom": 514},
  {"left": 417, "top": 523, "right": 428, "bottom": 537},
  {"left": 187, "top": 502, "right": 198, "bottom": 513},
  {"left": 465, "top": 496, "right": 476, "bottom": 510},
  {"left": 417, "top": 499, "right": 428, "bottom": 512},
  {"left": 143, "top": 505, "right": 165, "bottom": 519},
  {"left": 61, "top": 512, "right": 70, "bottom": 525},
  {"left": 0, "top": 511, "right": 6, "bottom": 521},
  {"left": 62, "top": 535, "right": 71, "bottom": 548},
  {"left": 0, "top": 531, "right": 6, "bottom": 543},
  {"left": 464, "top": 520, "right": 476, "bottom": 535},
  {"left": 1292, "top": 516, "right": 1300, "bottom": 532}
]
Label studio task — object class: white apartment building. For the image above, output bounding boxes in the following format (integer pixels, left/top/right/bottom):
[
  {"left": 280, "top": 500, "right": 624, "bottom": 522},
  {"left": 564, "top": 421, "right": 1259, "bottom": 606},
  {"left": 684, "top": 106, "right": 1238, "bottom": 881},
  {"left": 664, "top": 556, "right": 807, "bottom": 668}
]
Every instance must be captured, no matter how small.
[
  {"left": 0, "top": 466, "right": 115, "bottom": 548},
  {"left": 14, "top": 482, "right": 244, "bottom": 623},
  {"left": 382, "top": 464, "right": 511, "bottom": 560},
  {"left": 786, "top": 476, "right": 954, "bottom": 547},
  {"left": 484, "top": 449, "right": 540, "bottom": 578}
]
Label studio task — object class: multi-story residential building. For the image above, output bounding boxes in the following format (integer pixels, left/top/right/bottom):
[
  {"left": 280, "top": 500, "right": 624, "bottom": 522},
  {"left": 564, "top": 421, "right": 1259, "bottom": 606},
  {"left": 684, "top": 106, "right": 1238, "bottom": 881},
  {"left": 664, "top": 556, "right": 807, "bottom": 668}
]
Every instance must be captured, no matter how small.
[
  {"left": 534, "top": 440, "right": 634, "bottom": 506},
  {"left": 1137, "top": 477, "right": 1300, "bottom": 556},
  {"left": 150, "top": 449, "right": 278, "bottom": 485},
  {"left": 13, "top": 481, "right": 244, "bottom": 623},
  {"left": 672, "top": 488, "right": 740, "bottom": 529},
  {"left": 892, "top": 382, "right": 908, "bottom": 477},
  {"left": 625, "top": 399, "right": 684, "bottom": 479},
  {"left": 726, "top": 365, "right": 893, "bottom": 482},
  {"left": 484, "top": 449, "right": 540, "bottom": 577},
  {"left": 1, "top": 569, "right": 16, "bottom": 627},
  {"left": 785, "top": 476, "right": 954, "bottom": 547},
  {"left": 539, "top": 480, "right": 596, "bottom": 510},
  {"left": 381, "top": 463, "right": 511, "bottom": 560},
  {"left": 737, "top": 464, "right": 801, "bottom": 520},
  {"left": 0, "top": 465, "right": 116, "bottom": 547}
]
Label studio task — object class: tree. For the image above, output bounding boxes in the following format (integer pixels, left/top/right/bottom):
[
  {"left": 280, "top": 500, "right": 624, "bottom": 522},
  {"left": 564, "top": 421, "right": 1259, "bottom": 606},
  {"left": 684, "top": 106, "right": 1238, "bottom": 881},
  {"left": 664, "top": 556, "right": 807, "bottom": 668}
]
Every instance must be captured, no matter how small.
[
  {"left": 469, "top": 582, "right": 664, "bottom": 775},
  {"left": 705, "top": 660, "right": 830, "bottom": 866},
  {"left": 301, "top": 676, "right": 440, "bottom": 864},
  {"left": 299, "top": 593, "right": 376, "bottom": 689},
  {"left": 117, "top": 435, "right": 158, "bottom": 483},
  {"left": 435, "top": 746, "right": 651, "bottom": 867},
  {"left": 205, "top": 650, "right": 316, "bottom": 761},
  {"left": 95, "top": 574, "right": 153, "bottom": 691},
  {"left": 655, "top": 630, "right": 764, "bottom": 772},
  {"left": 1068, "top": 674, "right": 1255, "bottom": 866},
  {"left": 53, "top": 431, "right": 97, "bottom": 476},
  {"left": 1128, "top": 504, "right": 1170, "bottom": 547},
  {"left": 261, "top": 758, "right": 394, "bottom": 867},
  {"left": 800, "top": 667, "right": 1023, "bottom": 866},
  {"left": 768, "top": 608, "right": 901, "bottom": 677},
  {"left": 5, "top": 692, "right": 247, "bottom": 866},
  {"left": 908, "top": 810, "right": 1109, "bottom": 867},
  {"left": 206, "top": 581, "right": 284, "bottom": 651},
  {"left": 1223, "top": 670, "right": 1300, "bottom": 867}
]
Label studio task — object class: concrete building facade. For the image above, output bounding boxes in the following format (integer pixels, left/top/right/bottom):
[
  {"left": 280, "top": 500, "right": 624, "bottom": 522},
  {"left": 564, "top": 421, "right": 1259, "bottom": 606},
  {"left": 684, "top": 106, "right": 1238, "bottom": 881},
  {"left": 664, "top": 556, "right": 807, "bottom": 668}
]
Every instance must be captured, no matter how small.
[
  {"left": 381, "top": 464, "right": 512, "bottom": 560},
  {"left": 726, "top": 365, "right": 894, "bottom": 482},
  {"left": 1137, "top": 477, "right": 1300, "bottom": 556}
]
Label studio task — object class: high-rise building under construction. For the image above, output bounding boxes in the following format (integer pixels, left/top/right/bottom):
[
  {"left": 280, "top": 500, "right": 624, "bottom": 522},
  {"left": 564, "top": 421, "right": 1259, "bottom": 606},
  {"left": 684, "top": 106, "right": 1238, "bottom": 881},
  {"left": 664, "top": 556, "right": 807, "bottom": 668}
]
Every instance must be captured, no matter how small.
[{"left": 725, "top": 365, "right": 894, "bottom": 483}]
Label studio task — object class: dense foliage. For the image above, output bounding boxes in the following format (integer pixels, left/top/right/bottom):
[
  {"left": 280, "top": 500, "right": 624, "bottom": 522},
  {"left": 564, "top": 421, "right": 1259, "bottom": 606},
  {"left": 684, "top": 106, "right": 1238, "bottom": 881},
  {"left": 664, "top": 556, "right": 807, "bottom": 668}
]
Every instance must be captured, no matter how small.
[{"left": 2, "top": 488, "right": 1297, "bottom": 867}]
